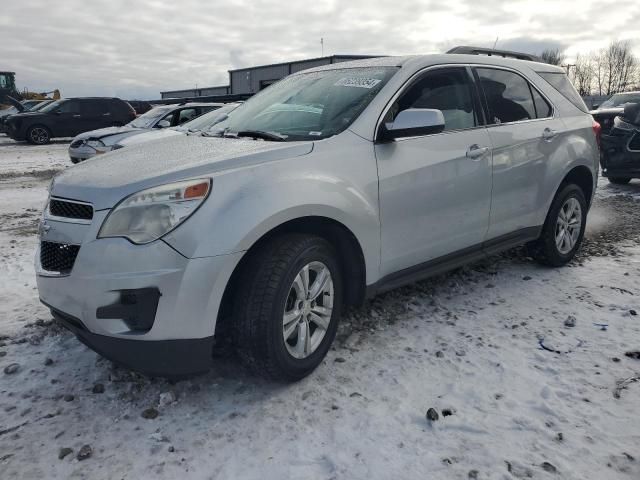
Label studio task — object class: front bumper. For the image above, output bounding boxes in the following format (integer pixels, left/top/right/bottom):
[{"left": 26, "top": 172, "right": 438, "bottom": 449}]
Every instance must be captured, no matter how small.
[
  {"left": 49, "top": 305, "right": 215, "bottom": 377},
  {"left": 36, "top": 212, "right": 243, "bottom": 375}
]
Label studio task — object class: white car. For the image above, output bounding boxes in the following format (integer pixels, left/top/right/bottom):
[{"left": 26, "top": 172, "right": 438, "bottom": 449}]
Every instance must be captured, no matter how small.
[
  {"left": 114, "top": 102, "right": 242, "bottom": 149},
  {"left": 68, "top": 102, "right": 222, "bottom": 163}
]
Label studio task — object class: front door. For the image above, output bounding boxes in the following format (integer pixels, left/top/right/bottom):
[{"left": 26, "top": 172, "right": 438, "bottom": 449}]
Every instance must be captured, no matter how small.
[
  {"left": 376, "top": 66, "right": 493, "bottom": 276},
  {"left": 54, "top": 100, "right": 84, "bottom": 137}
]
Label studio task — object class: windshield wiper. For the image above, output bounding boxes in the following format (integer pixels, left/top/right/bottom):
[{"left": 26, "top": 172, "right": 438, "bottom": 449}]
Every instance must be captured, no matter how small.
[{"left": 235, "top": 130, "right": 286, "bottom": 142}]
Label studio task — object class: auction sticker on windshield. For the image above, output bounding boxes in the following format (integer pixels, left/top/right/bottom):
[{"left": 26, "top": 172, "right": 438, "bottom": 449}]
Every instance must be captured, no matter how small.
[{"left": 334, "top": 77, "right": 382, "bottom": 89}]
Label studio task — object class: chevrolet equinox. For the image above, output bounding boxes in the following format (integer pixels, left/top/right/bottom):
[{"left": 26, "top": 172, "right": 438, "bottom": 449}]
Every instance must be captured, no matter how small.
[{"left": 37, "top": 51, "right": 600, "bottom": 380}]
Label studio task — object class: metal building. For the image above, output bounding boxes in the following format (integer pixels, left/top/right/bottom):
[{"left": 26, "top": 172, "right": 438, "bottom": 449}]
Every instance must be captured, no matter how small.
[{"left": 160, "top": 55, "right": 380, "bottom": 100}]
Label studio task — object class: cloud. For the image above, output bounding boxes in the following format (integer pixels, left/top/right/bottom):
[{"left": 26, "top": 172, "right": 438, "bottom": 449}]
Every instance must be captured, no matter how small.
[{"left": 2, "top": 0, "right": 639, "bottom": 99}]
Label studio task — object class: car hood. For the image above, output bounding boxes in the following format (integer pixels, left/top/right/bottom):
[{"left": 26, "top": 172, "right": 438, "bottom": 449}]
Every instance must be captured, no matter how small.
[
  {"left": 74, "top": 126, "right": 141, "bottom": 142},
  {"left": 51, "top": 135, "right": 314, "bottom": 210},
  {"left": 117, "top": 127, "right": 184, "bottom": 146}
]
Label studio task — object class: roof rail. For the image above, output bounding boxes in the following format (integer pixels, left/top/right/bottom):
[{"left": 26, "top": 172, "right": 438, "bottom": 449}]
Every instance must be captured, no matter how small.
[{"left": 447, "top": 46, "right": 541, "bottom": 62}]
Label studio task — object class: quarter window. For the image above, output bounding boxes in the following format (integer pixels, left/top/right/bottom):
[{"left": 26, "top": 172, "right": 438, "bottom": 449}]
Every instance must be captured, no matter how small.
[
  {"left": 531, "top": 87, "right": 552, "bottom": 118},
  {"left": 477, "top": 68, "right": 536, "bottom": 124},
  {"left": 384, "top": 67, "right": 478, "bottom": 132}
]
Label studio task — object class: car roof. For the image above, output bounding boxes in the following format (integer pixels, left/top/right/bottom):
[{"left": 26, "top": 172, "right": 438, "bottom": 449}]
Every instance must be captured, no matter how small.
[{"left": 302, "top": 53, "right": 565, "bottom": 74}]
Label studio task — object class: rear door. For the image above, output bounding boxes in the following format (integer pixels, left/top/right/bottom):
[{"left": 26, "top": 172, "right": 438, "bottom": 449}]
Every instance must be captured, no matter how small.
[
  {"left": 81, "top": 100, "right": 110, "bottom": 132},
  {"left": 375, "top": 66, "right": 493, "bottom": 276},
  {"left": 474, "top": 67, "right": 564, "bottom": 240}
]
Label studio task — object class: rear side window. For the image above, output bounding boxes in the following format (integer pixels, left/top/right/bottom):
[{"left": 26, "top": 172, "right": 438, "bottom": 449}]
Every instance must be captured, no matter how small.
[
  {"left": 476, "top": 68, "right": 535, "bottom": 124},
  {"left": 537, "top": 72, "right": 588, "bottom": 112}
]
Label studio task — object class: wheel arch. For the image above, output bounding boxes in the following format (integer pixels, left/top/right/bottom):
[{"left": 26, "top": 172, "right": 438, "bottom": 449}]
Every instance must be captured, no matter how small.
[
  {"left": 559, "top": 165, "right": 594, "bottom": 206},
  {"left": 214, "top": 215, "right": 367, "bottom": 341}
]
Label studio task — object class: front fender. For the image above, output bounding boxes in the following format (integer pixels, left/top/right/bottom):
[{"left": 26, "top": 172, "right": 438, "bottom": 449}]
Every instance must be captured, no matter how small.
[{"left": 163, "top": 132, "right": 381, "bottom": 284}]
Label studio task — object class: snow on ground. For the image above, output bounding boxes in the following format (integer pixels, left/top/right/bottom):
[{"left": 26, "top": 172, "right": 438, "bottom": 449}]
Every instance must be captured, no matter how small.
[{"left": 1, "top": 138, "right": 640, "bottom": 479}]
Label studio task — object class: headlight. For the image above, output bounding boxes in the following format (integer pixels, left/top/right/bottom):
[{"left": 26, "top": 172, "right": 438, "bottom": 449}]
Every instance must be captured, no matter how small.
[
  {"left": 98, "top": 179, "right": 211, "bottom": 244},
  {"left": 86, "top": 139, "right": 110, "bottom": 153}
]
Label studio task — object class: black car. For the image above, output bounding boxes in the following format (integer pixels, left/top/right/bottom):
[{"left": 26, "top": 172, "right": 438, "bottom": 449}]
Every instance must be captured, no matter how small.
[
  {"left": 5, "top": 97, "right": 136, "bottom": 144},
  {"left": 600, "top": 102, "right": 640, "bottom": 184},
  {"left": 591, "top": 92, "right": 640, "bottom": 134}
]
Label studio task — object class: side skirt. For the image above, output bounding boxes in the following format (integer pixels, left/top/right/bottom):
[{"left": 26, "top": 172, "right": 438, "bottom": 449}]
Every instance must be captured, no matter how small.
[{"left": 366, "top": 226, "right": 541, "bottom": 298}]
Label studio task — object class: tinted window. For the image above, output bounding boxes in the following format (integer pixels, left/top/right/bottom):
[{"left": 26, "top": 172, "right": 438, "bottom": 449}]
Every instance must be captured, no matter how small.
[
  {"left": 384, "top": 67, "right": 477, "bottom": 131},
  {"left": 537, "top": 72, "right": 588, "bottom": 112},
  {"left": 477, "top": 68, "right": 535, "bottom": 124},
  {"left": 531, "top": 87, "right": 552, "bottom": 118},
  {"left": 58, "top": 101, "right": 80, "bottom": 114},
  {"left": 80, "top": 100, "right": 106, "bottom": 115}
]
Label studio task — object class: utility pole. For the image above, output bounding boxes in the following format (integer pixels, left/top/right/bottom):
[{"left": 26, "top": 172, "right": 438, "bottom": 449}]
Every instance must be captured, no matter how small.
[{"left": 321, "top": 37, "right": 324, "bottom": 57}]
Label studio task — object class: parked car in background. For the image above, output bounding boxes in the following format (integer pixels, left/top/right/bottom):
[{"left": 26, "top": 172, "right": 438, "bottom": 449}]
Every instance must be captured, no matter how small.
[
  {"left": 591, "top": 91, "right": 640, "bottom": 134},
  {"left": 5, "top": 98, "right": 136, "bottom": 144},
  {"left": 600, "top": 102, "right": 640, "bottom": 184},
  {"left": 68, "top": 102, "right": 222, "bottom": 162},
  {"left": 0, "top": 99, "right": 54, "bottom": 133},
  {"left": 127, "top": 100, "right": 153, "bottom": 115},
  {"left": 38, "top": 51, "right": 598, "bottom": 381},
  {"left": 113, "top": 102, "right": 242, "bottom": 150}
]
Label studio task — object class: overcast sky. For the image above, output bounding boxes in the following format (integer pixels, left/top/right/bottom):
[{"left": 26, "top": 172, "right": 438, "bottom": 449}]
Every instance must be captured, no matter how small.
[{"left": 2, "top": 0, "right": 639, "bottom": 99}]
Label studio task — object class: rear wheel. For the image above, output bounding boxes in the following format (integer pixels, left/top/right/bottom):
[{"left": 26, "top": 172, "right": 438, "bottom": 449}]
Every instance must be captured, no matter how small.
[
  {"left": 608, "top": 177, "right": 631, "bottom": 185},
  {"left": 27, "top": 126, "right": 51, "bottom": 145},
  {"left": 528, "top": 183, "right": 587, "bottom": 267},
  {"left": 233, "top": 234, "right": 343, "bottom": 381}
]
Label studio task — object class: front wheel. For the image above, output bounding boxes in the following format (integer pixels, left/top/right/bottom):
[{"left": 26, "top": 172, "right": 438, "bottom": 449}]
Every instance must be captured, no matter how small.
[
  {"left": 27, "top": 126, "right": 51, "bottom": 145},
  {"left": 233, "top": 234, "right": 343, "bottom": 381},
  {"left": 528, "top": 184, "right": 587, "bottom": 267}
]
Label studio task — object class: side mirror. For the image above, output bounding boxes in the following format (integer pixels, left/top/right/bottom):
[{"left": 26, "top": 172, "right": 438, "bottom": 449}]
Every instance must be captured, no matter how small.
[
  {"left": 591, "top": 103, "right": 599, "bottom": 110},
  {"left": 156, "top": 119, "right": 171, "bottom": 129},
  {"left": 622, "top": 102, "right": 640, "bottom": 125},
  {"left": 378, "top": 108, "right": 445, "bottom": 142}
]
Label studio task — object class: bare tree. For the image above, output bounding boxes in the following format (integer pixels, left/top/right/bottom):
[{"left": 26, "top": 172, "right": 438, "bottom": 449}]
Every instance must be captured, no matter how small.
[
  {"left": 540, "top": 48, "right": 566, "bottom": 66},
  {"left": 570, "top": 54, "right": 594, "bottom": 96},
  {"left": 591, "top": 40, "right": 638, "bottom": 95}
]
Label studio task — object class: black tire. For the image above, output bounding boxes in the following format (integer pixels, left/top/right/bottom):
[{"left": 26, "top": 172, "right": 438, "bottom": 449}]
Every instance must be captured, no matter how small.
[
  {"left": 233, "top": 234, "right": 343, "bottom": 381},
  {"left": 608, "top": 177, "right": 631, "bottom": 185},
  {"left": 26, "top": 125, "right": 51, "bottom": 145},
  {"left": 528, "top": 183, "right": 587, "bottom": 267}
]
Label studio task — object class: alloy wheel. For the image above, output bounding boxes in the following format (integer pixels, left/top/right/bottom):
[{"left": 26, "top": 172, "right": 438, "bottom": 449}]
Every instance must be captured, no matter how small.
[
  {"left": 282, "top": 261, "right": 334, "bottom": 359},
  {"left": 555, "top": 197, "right": 582, "bottom": 254},
  {"left": 29, "top": 127, "right": 49, "bottom": 144}
]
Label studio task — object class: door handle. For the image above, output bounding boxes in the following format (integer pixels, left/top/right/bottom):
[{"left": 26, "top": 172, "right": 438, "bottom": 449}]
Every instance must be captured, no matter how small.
[
  {"left": 466, "top": 144, "right": 489, "bottom": 159},
  {"left": 103, "top": 113, "right": 111, "bottom": 116},
  {"left": 72, "top": 114, "right": 81, "bottom": 118},
  {"left": 542, "top": 128, "right": 557, "bottom": 141}
]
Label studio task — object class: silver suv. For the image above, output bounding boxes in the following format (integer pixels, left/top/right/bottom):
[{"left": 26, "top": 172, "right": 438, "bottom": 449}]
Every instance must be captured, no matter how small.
[{"left": 37, "top": 50, "right": 600, "bottom": 380}]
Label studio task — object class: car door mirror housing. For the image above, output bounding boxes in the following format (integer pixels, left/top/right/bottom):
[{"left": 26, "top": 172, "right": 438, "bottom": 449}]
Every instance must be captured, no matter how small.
[
  {"left": 379, "top": 108, "right": 445, "bottom": 142},
  {"left": 156, "top": 120, "right": 171, "bottom": 129},
  {"left": 591, "top": 103, "right": 599, "bottom": 110}
]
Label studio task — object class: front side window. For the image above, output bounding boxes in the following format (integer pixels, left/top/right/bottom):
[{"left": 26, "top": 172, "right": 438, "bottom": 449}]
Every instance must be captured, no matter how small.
[
  {"left": 477, "top": 68, "right": 536, "bottom": 124},
  {"left": 214, "top": 66, "right": 398, "bottom": 141},
  {"left": 178, "top": 108, "right": 199, "bottom": 124},
  {"left": 58, "top": 100, "right": 80, "bottom": 114},
  {"left": 383, "top": 67, "right": 477, "bottom": 131}
]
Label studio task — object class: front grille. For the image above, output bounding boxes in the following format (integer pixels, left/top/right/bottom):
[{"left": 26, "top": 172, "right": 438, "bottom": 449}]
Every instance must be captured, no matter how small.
[
  {"left": 40, "top": 241, "right": 80, "bottom": 274},
  {"left": 49, "top": 199, "right": 93, "bottom": 220}
]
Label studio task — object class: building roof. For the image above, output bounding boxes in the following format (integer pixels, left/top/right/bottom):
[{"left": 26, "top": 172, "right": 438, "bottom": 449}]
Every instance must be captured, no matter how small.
[{"left": 227, "top": 54, "right": 382, "bottom": 73}]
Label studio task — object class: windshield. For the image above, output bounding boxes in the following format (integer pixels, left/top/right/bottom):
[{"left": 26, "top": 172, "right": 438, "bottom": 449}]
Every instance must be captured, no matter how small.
[
  {"left": 177, "top": 103, "right": 240, "bottom": 132},
  {"left": 213, "top": 67, "right": 398, "bottom": 141},
  {"left": 600, "top": 93, "right": 640, "bottom": 109},
  {"left": 31, "top": 101, "right": 52, "bottom": 111},
  {"left": 128, "top": 106, "right": 172, "bottom": 128},
  {"left": 40, "top": 99, "right": 66, "bottom": 113}
]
